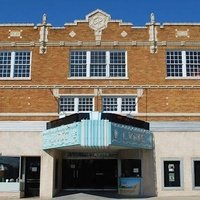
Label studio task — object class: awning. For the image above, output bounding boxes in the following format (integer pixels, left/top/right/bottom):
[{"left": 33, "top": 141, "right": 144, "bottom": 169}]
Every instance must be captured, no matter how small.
[{"left": 43, "top": 112, "right": 153, "bottom": 150}]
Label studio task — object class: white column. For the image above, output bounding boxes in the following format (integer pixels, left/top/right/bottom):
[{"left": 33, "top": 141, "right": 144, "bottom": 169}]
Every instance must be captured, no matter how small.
[{"left": 40, "top": 150, "right": 54, "bottom": 198}]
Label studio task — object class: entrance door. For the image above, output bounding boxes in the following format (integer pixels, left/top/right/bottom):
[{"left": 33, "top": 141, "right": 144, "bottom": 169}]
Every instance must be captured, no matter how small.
[
  {"left": 62, "top": 159, "right": 117, "bottom": 189},
  {"left": 25, "top": 157, "right": 41, "bottom": 197}
]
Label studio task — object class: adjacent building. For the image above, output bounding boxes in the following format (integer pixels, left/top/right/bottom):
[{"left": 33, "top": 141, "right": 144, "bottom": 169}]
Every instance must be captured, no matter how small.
[{"left": 0, "top": 9, "right": 200, "bottom": 198}]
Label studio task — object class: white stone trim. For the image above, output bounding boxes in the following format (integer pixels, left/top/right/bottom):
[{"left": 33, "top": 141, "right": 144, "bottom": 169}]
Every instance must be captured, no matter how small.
[
  {"left": 132, "top": 26, "right": 147, "bottom": 29},
  {"left": 86, "top": 9, "right": 111, "bottom": 20},
  {"left": 1, "top": 84, "right": 200, "bottom": 89},
  {"left": 145, "top": 23, "right": 161, "bottom": 26},
  {"left": 0, "top": 121, "right": 47, "bottom": 131},
  {"left": 0, "top": 113, "right": 58, "bottom": 117},
  {"left": 59, "top": 93, "right": 94, "bottom": 96},
  {"left": 150, "top": 121, "right": 200, "bottom": 132},
  {"left": 163, "top": 23, "right": 200, "bottom": 26},
  {"left": 64, "top": 9, "right": 133, "bottom": 27},
  {"left": 0, "top": 23, "right": 34, "bottom": 26},
  {"left": 2, "top": 40, "right": 200, "bottom": 48},
  {"left": 135, "top": 113, "right": 200, "bottom": 117}
]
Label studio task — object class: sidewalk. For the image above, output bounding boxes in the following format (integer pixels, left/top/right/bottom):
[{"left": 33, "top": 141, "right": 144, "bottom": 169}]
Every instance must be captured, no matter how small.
[
  {"left": 1, "top": 193, "right": 200, "bottom": 200},
  {"left": 52, "top": 193, "right": 200, "bottom": 200}
]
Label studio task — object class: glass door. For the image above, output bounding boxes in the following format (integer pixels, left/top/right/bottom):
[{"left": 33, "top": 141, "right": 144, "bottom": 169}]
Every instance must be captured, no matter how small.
[
  {"left": 24, "top": 157, "right": 40, "bottom": 197},
  {"left": 62, "top": 159, "right": 117, "bottom": 189}
]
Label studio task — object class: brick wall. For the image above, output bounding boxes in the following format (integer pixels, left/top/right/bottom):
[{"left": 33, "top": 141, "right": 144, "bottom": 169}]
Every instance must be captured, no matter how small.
[{"left": 0, "top": 11, "right": 200, "bottom": 121}]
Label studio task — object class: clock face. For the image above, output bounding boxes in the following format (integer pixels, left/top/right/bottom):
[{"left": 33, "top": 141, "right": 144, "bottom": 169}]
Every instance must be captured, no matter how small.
[{"left": 89, "top": 13, "right": 109, "bottom": 31}]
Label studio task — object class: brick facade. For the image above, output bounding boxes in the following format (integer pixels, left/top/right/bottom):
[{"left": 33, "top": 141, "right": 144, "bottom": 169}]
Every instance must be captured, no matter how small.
[
  {"left": 0, "top": 10, "right": 200, "bottom": 122},
  {"left": 1, "top": 9, "right": 200, "bottom": 198}
]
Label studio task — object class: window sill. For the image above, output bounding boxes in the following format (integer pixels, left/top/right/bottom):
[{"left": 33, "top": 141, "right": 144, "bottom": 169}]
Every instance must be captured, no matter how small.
[
  {"left": 68, "top": 77, "right": 129, "bottom": 80},
  {"left": 162, "top": 187, "right": 184, "bottom": 191},
  {"left": 166, "top": 77, "right": 200, "bottom": 80},
  {"left": 0, "top": 78, "right": 31, "bottom": 81}
]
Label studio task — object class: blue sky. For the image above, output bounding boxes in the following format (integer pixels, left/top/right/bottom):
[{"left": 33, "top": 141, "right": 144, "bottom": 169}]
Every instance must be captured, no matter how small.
[{"left": 1, "top": 0, "right": 200, "bottom": 26}]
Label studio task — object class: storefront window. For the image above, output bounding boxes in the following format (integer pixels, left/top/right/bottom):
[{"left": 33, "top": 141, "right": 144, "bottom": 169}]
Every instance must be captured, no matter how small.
[
  {"left": 194, "top": 160, "right": 200, "bottom": 187},
  {"left": 164, "top": 160, "right": 181, "bottom": 187},
  {"left": 121, "top": 159, "right": 141, "bottom": 177},
  {"left": 0, "top": 156, "right": 20, "bottom": 183}
]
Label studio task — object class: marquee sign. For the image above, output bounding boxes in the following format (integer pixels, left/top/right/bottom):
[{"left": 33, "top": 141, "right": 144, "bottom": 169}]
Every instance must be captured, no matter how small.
[{"left": 43, "top": 120, "right": 153, "bottom": 150}]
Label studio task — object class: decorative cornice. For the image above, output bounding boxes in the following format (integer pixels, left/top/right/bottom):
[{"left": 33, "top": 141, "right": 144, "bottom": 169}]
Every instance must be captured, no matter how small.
[
  {"left": 0, "top": 112, "right": 200, "bottom": 118},
  {"left": 64, "top": 9, "right": 132, "bottom": 28},
  {"left": 1, "top": 40, "right": 200, "bottom": 47}
]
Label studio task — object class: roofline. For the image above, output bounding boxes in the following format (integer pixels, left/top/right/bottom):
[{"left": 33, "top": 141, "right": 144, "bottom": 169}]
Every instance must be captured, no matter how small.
[
  {"left": 0, "top": 23, "right": 35, "bottom": 27},
  {"left": 163, "top": 23, "right": 200, "bottom": 26}
]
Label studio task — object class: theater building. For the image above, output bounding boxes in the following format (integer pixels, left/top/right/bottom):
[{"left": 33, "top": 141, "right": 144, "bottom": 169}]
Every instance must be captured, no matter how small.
[{"left": 0, "top": 9, "right": 200, "bottom": 198}]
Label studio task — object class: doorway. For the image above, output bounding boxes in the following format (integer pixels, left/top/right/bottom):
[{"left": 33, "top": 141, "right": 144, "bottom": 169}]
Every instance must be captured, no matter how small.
[
  {"left": 24, "top": 157, "right": 41, "bottom": 197},
  {"left": 62, "top": 159, "right": 117, "bottom": 190}
]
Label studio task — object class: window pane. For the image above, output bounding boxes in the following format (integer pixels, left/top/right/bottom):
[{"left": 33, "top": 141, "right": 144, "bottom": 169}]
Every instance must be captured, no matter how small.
[
  {"left": 185, "top": 51, "right": 200, "bottom": 77},
  {"left": 78, "top": 97, "right": 93, "bottom": 111},
  {"left": 90, "top": 64, "right": 106, "bottom": 77},
  {"left": 90, "top": 51, "right": 106, "bottom": 77},
  {"left": 194, "top": 161, "right": 200, "bottom": 187},
  {"left": 70, "top": 51, "right": 87, "bottom": 77},
  {"left": 0, "top": 156, "right": 20, "bottom": 183},
  {"left": 90, "top": 51, "right": 106, "bottom": 64},
  {"left": 166, "top": 51, "right": 183, "bottom": 77},
  {"left": 122, "top": 97, "right": 136, "bottom": 112},
  {"left": 102, "top": 97, "right": 118, "bottom": 112},
  {"left": 164, "top": 161, "right": 181, "bottom": 187},
  {"left": 110, "top": 51, "right": 126, "bottom": 77},
  {"left": 14, "top": 52, "right": 30, "bottom": 77},
  {"left": 60, "top": 97, "right": 75, "bottom": 112},
  {"left": 0, "top": 52, "right": 12, "bottom": 77},
  {"left": 121, "top": 159, "right": 141, "bottom": 177}
]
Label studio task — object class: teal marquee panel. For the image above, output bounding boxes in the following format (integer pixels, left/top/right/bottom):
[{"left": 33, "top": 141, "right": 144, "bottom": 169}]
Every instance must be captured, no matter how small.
[
  {"left": 43, "top": 120, "right": 153, "bottom": 150},
  {"left": 111, "top": 123, "right": 153, "bottom": 149},
  {"left": 43, "top": 122, "right": 80, "bottom": 149},
  {"left": 80, "top": 120, "right": 111, "bottom": 147}
]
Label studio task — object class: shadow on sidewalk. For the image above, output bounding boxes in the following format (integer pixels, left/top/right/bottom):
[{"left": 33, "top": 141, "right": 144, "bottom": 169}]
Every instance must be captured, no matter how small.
[{"left": 53, "top": 191, "right": 152, "bottom": 199}]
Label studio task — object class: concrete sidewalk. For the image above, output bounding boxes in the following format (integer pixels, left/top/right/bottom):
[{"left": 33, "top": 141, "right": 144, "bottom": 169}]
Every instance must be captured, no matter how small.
[
  {"left": 1, "top": 193, "right": 200, "bottom": 200},
  {"left": 53, "top": 193, "right": 200, "bottom": 200}
]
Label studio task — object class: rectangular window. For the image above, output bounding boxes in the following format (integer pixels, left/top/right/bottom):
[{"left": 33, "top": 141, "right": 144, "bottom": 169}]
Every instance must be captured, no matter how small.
[
  {"left": 102, "top": 96, "right": 137, "bottom": 113},
  {"left": 110, "top": 51, "right": 126, "bottom": 77},
  {"left": 166, "top": 50, "right": 200, "bottom": 78},
  {"left": 103, "top": 97, "right": 118, "bottom": 112},
  {"left": 0, "top": 156, "right": 20, "bottom": 183},
  {"left": 121, "top": 97, "right": 136, "bottom": 112},
  {"left": 121, "top": 159, "right": 141, "bottom": 177},
  {"left": 60, "top": 96, "right": 94, "bottom": 113},
  {"left": 70, "top": 51, "right": 87, "bottom": 77},
  {"left": 90, "top": 51, "right": 106, "bottom": 77},
  {"left": 193, "top": 160, "right": 200, "bottom": 187},
  {"left": 78, "top": 97, "right": 93, "bottom": 111},
  {"left": 163, "top": 160, "right": 181, "bottom": 188},
  {"left": 70, "top": 50, "right": 127, "bottom": 78},
  {"left": 0, "top": 51, "right": 31, "bottom": 79}
]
